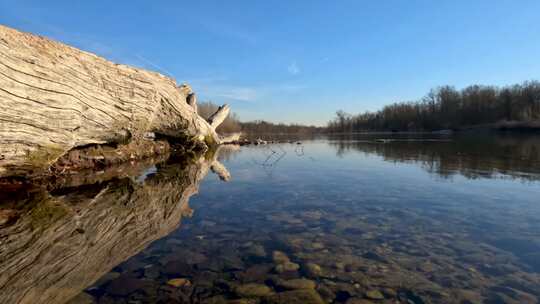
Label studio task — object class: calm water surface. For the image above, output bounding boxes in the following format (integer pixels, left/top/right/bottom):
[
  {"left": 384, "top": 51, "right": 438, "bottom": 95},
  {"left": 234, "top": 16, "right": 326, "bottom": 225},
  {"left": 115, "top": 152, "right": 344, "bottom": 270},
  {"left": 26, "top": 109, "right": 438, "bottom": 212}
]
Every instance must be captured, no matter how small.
[{"left": 1, "top": 135, "right": 540, "bottom": 304}]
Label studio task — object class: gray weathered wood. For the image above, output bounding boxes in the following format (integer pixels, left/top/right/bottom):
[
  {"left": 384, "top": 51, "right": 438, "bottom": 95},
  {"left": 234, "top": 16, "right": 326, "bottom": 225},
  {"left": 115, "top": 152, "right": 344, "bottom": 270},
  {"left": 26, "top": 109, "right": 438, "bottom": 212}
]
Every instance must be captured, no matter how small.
[
  {"left": 220, "top": 132, "right": 242, "bottom": 143},
  {"left": 0, "top": 25, "right": 231, "bottom": 177},
  {"left": 186, "top": 92, "right": 198, "bottom": 113},
  {"left": 207, "top": 104, "right": 231, "bottom": 129}
]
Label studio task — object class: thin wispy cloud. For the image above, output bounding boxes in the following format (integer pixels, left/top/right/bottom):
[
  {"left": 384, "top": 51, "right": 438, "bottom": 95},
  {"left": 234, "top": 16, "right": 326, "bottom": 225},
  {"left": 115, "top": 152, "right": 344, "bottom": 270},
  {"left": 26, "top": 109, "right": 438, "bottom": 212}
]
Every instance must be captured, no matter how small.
[
  {"left": 191, "top": 80, "right": 308, "bottom": 103},
  {"left": 192, "top": 17, "right": 258, "bottom": 45},
  {"left": 288, "top": 61, "right": 300, "bottom": 75},
  {"left": 1, "top": 14, "right": 139, "bottom": 68},
  {"left": 196, "top": 85, "right": 258, "bottom": 102},
  {"left": 182, "top": 75, "right": 230, "bottom": 84},
  {"left": 134, "top": 54, "right": 177, "bottom": 79},
  {"left": 212, "top": 87, "right": 258, "bottom": 101},
  {"left": 16, "top": 19, "right": 114, "bottom": 57},
  {"left": 275, "top": 84, "right": 308, "bottom": 92}
]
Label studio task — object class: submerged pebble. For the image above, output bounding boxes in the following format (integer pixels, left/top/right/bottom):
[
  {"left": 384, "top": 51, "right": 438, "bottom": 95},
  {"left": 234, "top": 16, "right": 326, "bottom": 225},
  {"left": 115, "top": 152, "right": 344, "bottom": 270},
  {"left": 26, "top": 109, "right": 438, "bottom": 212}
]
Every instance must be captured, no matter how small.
[
  {"left": 275, "top": 261, "right": 300, "bottom": 273},
  {"left": 235, "top": 283, "right": 273, "bottom": 297},
  {"left": 345, "top": 298, "right": 375, "bottom": 304},
  {"left": 365, "top": 289, "right": 384, "bottom": 300},
  {"left": 277, "top": 278, "right": 317, "bottom": 290},
  {"left": 167, "top": 278, "right": 191, "bottom": 288},
  {"left": 272, "top": 251, "right": 290, "bottom": 264},
  {"left": 304, "top": 263, "right": 323, "bottom": 277},
  {"left": 264, "top": 289, "right": 325, "bottom": 304}
]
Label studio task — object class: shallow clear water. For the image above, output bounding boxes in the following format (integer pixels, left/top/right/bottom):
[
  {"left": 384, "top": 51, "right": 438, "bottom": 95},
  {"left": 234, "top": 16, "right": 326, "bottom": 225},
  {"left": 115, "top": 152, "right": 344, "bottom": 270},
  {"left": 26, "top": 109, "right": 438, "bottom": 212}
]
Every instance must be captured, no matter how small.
[{"left": 2, "top": 134, "right": 540, "bottom": 304}]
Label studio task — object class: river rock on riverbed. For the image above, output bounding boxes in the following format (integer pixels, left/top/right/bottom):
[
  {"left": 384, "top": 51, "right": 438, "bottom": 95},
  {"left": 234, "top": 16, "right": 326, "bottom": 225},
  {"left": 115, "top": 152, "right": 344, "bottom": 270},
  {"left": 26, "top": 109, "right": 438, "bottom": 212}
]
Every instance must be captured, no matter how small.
[
  {"left": 263, "top": 289, "right": 325, "bottom": 304},
  {"left": 277, "top": 278, "right": 317, "bottom": 290},
  {"left": 235, "top": 283, "right": 274, "bottom": 297}
]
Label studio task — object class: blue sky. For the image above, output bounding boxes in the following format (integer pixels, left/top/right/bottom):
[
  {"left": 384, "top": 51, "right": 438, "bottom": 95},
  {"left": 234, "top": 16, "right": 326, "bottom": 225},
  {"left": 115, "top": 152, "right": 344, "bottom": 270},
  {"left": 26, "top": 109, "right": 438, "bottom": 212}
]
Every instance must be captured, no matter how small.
[{"left": 1, "top": 1, "right": 539, "bottom": 125}]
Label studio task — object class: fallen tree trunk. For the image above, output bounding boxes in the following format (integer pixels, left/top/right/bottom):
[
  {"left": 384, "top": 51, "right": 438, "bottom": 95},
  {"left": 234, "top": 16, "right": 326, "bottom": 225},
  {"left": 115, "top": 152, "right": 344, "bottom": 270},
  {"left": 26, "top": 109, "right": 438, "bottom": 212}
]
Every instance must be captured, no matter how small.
[{"left": 0, "top": 25, "right": 233, "bottom": 177}]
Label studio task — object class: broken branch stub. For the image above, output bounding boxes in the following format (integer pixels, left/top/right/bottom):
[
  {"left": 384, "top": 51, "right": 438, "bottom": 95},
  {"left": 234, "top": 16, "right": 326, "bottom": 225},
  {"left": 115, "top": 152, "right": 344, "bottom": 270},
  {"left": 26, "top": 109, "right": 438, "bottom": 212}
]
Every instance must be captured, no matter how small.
[
  {"left": 220, "top": 132, "right": 242, "bottom": 144},
  {"left": 207, "top": 104, "right": 231, "bottom": 130},
  {"left": 186, "top": 92, "right": 198, "bottom": 113}
]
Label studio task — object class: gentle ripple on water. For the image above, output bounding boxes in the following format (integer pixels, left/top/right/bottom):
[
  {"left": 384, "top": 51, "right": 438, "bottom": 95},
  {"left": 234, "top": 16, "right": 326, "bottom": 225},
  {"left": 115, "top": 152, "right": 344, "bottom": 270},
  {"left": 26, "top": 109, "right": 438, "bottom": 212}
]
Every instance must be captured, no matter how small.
[{"left": 1, "top": 134, "right": 540, "bottom": 304}]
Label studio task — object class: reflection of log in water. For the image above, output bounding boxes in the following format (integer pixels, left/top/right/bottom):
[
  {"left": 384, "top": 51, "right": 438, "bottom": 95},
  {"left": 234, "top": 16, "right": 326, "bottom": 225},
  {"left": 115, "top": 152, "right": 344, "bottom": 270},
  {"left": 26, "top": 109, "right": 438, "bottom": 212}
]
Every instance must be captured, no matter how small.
[{"left": 0, "top": 147, "right": 235, "bottom": 304}]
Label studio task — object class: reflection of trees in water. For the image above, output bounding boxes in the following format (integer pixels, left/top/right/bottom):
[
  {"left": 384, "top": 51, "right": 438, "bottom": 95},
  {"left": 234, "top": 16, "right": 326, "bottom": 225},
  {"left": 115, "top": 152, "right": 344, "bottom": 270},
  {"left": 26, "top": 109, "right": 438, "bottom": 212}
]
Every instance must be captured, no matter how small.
[
  {"left": 0, "top": 148, "right": 232, "bottom": 304},
  {"left": 329, "top": 135, "right": 540, "bottom": 181}
]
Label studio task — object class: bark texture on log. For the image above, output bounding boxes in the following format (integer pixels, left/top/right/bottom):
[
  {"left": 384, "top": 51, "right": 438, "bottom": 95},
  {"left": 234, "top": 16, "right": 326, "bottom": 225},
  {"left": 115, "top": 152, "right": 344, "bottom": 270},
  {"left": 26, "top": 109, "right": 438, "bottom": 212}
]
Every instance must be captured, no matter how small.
[
  {"left": 0, "top": 25, "right": 227, "bottom": 177},
  {"left": 0, "top": 147, "right": 232, "bottom": 304}
]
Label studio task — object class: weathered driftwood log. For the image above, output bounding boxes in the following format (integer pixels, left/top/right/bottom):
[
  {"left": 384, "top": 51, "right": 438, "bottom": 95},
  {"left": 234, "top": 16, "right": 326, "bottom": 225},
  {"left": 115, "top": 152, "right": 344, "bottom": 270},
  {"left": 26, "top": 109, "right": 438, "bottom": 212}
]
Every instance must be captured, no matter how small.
[
  {"left": 0, "top": 25, "right": 232, "bottom": 177},
  {"left": 0, "top": 147, "right": 232, "bottom": 304}
]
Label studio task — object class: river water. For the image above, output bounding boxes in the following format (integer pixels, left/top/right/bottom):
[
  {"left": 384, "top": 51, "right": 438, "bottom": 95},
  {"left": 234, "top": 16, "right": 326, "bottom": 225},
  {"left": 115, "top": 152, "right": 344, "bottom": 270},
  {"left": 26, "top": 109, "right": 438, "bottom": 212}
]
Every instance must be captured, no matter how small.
[{"left": 1, "top": 134, "right": 540, "bottom": 304}]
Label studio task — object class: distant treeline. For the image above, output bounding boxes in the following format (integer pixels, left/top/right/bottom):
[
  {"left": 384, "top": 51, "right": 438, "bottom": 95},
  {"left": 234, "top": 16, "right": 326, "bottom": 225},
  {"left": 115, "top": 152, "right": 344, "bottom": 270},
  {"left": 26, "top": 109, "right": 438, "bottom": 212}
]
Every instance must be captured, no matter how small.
[
  {"left": 240, "top": 120, "right": 323, "bottom": 135},
  {"left": 198, "top": 101, "right": 321, "bottom": 135},
  {"left": 328, "top": 81, "right": 540, "bottom": 132}
]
